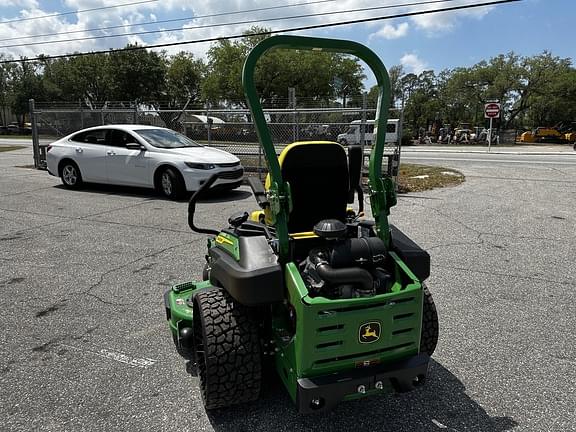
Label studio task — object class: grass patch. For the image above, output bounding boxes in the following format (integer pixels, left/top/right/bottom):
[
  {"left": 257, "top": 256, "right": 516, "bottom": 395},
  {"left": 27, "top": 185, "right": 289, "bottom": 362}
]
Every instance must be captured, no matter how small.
[
  {"left": 0, "top": 145, "right": 25, "bottom": 152},
  {"left": 243, "top": 158, "right": 464, "bottom": 194},
  {"left": 398, "top": 163, "right": 464, "bottom": 193}
]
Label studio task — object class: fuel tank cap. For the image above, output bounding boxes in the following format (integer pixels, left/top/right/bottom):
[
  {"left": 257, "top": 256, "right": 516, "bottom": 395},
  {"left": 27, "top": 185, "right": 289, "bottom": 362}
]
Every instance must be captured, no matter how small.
[{"left": 313, "top": 219, "right": 347, "bottom": 240}]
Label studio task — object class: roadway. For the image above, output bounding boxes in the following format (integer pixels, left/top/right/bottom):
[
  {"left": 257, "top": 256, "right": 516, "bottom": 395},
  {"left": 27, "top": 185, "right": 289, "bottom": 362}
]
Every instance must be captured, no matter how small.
[{"left": 0, "top": 144, "right": 575, "bottom": 431}]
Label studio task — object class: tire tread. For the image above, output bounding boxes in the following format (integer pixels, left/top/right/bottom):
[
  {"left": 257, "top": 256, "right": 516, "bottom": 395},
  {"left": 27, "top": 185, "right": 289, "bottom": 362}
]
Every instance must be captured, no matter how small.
[
  {"left": 420, "top": 285, "right": 439, "bottom": 356},
  {"left": 194, "top": 288, "right": 261, "bottom": 409}
]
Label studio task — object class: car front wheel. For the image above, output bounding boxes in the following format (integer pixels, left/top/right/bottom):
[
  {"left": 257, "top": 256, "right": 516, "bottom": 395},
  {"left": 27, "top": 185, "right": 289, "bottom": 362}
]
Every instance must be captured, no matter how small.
[
  {"left": 60, "top": 161, "right": 83, "bottom": 189},
  {"left": 158, "top": 167, "right": 185, "bottom": 200}
]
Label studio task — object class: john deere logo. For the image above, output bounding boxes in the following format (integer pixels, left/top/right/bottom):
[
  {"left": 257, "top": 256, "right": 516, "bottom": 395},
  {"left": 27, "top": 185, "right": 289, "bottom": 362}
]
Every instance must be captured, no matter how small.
[{"left": 359, "top": 322, "right": 381, "bottom": 344}]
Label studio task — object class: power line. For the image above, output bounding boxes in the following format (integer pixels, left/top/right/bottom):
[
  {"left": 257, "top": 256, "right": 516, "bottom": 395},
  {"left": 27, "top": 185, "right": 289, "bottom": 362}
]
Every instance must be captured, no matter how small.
[
  {"left": 0, "top": 0, "right": 475, "bottom": 49},
  {"left": 0, "top": 0, "right": 339, "bottom": 43},
  {"left": 0, "top": 0, "right": 159, "bottom": 25},
  {"left": 0, "top": 0, "right": 522, "bottom": 65}
]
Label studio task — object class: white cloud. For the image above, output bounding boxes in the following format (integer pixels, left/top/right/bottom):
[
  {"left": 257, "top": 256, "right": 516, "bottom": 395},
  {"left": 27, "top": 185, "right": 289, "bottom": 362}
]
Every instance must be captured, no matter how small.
[
  {"left": 410, "top": 0, "right": 493, "bottom": 34},
  {"left": 2, "top": 0, "right": 39, "bottom": 8},
  {"left": 370, "top": 22, "right": 409, "bottom": 40},
  {"left": 0, "top": 0, "right": 499, "bottom": 61},
  {"left": 400, "top": 53, "right": 428, "bottom": 74}
]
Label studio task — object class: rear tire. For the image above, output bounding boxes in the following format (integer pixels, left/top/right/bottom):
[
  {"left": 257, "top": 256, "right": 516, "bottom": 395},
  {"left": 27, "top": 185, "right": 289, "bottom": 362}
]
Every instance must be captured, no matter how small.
[
  {"left": 420, "top": 285, "right": 439, "bottom": 356},
  {"left": 60, "top": 161, "right": 83, "bottom": 189},
  {"left": 158, "top": 167, "right": 185, "bottom": 200},
  {"left": 193, "top": 288, "right": 262, "bottom": 410}
]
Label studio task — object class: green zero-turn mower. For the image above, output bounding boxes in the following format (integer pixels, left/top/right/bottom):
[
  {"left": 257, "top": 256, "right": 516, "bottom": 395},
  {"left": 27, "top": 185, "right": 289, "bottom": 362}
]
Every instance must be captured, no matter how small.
[{"left": 164, "top": 35, "right": 438, "bottom": 413}]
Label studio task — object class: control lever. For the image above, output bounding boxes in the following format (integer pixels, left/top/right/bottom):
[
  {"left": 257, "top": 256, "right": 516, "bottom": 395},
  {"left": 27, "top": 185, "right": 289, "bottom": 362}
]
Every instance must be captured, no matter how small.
[
  {"left": 188, "top": 174, "right": 220, "bottom": 235},
  {"left": 247, "top": 177, "right": 269, "bottom": 209}
]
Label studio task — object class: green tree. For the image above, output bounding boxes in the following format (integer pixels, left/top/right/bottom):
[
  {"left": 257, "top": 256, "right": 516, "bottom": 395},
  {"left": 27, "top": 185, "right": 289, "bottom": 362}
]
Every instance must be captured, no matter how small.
[
  {"left": 203, "top": 27, "right": 364, "bottom": 108},
  {"left": 41, "top": 54, "right": 113, "bottom": 108},
  {"left": 10, "top": 59, "right": 47, "bottom": 122},
  {"left": 0, "top": 56, "right": 17, "bottom": 125},
  {"left": 518, "top": 52, "right": 575, "bottom": 127},
  {"left": 332, "top": 56, "right": 365, "bottom": 108},
  {"left": 402, "top": 70, "right": 442, "bottom": 132},
  {"left": 158, "top": 52, "right": 205, "bottom": 128},
  {"left": 107, "top": 44, "right": 167, "bottom": 104}
]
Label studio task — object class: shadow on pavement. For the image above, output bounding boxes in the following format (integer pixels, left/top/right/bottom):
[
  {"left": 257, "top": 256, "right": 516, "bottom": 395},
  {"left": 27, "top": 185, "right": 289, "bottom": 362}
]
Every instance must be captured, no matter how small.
[
  {"left": 53, "top": 183, "right": 252, "bottom": 203},
  {"left": 197, "top": 189, "right": 252, "bottom": 204},
  {"left": 206, "top": 360, "right": 518, "bottom": 432}
]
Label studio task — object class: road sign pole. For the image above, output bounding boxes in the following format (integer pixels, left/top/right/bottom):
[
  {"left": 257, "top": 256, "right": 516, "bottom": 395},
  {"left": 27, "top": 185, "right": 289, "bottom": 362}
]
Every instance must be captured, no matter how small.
[
  {"left": 484, "top": 101, "right": 500, "bottom": 153},
  {"left": 488, "top": 116, "right": 493, "bottom": 152}
]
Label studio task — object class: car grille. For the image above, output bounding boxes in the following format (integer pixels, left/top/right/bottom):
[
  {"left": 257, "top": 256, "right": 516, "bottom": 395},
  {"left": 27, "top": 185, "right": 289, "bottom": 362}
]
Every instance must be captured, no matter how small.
[
  {"left": 219, "top": 168, "right": 244, "bottom": 180},
  {"left": 215, "top": 162, "right": 241, "bottom": 168}
]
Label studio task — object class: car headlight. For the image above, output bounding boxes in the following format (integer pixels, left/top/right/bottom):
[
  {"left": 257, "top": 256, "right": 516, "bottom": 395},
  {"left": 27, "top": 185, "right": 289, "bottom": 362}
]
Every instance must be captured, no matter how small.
[{"left": 185, "top": 162, "right": 216, "bottom": 170}]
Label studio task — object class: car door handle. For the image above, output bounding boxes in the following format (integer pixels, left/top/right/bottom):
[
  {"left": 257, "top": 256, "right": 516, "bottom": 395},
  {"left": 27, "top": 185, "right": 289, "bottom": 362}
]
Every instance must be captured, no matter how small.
[
  {"left": 75, "top": 147, "right": 83, "bottom": 153},
  {"left": 106, "top": 150, "right": 116, "bottom": 156}
]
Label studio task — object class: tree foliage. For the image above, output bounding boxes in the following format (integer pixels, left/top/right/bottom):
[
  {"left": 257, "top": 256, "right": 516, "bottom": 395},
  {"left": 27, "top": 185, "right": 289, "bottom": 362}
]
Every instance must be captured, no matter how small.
[
  {"left": 0, "top": 31, "right": 574, "bottom": 131},
  {"left": 385, "top": 51, "right": 576, "bottom": 133},
  {"left": 203, "top": 27, "right": 365, "bottom": 108}
]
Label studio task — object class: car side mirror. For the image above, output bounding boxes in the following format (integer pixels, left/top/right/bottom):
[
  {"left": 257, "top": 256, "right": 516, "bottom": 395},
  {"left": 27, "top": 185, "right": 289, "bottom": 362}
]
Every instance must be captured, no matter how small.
[{"left": 126, "top": 142, "right": 143, "bottom": 150}]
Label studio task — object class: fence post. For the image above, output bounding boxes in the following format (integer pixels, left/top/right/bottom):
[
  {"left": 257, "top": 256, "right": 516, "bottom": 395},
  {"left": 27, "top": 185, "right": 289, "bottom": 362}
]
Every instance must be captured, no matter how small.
[
  {"left": 79, "top": 100, "right": 84, "bottom": 129},
  {"left": 289, "top": 87, "right": 296, "bottom": 142},
  {"left": 205, "top": 102, "right": 211, "bottom": 146},
  {"left": 29, "top": 99, "right": 40, "bottom": 168},
  {"left": 258, "top": 138, "right": 263, "bottom": 181},
  {"left": 393, "top": 103, "right": 404, "bottom": 188},
  {"left": 133, "top": 100, "right": 138, "bottom": 124},
  {"left": 360, "top": 91, "right": 367, "bottom": 147}
]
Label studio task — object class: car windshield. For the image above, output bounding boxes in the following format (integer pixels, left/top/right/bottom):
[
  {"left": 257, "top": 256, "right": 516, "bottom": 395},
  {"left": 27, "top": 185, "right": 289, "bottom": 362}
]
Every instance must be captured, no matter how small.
[{"left": 135, "top": 129, "right": 201, "bottom": 148}]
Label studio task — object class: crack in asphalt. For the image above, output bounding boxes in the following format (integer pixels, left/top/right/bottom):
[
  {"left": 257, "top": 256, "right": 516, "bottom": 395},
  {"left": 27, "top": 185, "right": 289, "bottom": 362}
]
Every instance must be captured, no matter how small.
[
  {"left": 79, "top": 238, "right": 204, "bottom": 307},
  {"left": 0, "top": 185, "right": 55, "bottom": 198},
  {"left": 28, "top": 326, "right": 101, "bottom": 356},
  {"left": 434, "top": 264, "right": 576, "bottom": 287},
  {"left": 427, "top": 240, "right": 483, "bottom": 250},
  {"left": 401, "top": 195, "right": 575, "bottom": 245},
  {"left": 0, "top": 204, "right": 191, "bottom": 236},
  {"left": 401, "top": 199, "right": 503, "bottom": 250}
]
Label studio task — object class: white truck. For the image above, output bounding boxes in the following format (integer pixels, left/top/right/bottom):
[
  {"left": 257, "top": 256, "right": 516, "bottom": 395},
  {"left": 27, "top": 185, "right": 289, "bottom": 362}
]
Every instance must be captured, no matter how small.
[{"left": 337, "top": 119, "right": 399, "bottom": 145}]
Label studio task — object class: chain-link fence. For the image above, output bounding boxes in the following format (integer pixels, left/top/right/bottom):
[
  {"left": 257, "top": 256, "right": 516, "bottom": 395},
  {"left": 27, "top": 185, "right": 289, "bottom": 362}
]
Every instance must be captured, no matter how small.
[{"left": 29, "top": 99, "right": 402, "bottom": 181}]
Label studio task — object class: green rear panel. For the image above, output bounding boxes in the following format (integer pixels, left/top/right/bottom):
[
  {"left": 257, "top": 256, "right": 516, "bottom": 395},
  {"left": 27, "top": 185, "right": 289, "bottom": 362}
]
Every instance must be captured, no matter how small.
[{"left": 274, "top": 253, "right": 423, "bottom": 402}]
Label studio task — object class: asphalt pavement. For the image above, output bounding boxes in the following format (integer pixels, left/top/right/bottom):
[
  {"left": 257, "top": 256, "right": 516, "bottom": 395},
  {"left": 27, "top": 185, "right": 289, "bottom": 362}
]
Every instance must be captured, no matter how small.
[{"left": 0, "top": 145, "right": 575, "bottom": 431}]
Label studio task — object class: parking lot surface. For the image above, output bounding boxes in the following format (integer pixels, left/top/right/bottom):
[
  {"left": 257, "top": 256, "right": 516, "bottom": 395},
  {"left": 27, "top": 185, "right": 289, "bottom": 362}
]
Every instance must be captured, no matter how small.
[{"left": 1, "top": 146, "right": 575, "bottom": 431}]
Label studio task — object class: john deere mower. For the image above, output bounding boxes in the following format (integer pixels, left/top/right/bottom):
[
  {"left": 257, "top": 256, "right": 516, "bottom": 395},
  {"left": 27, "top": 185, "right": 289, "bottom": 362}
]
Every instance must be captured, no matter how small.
[{"left": 163, "top": 35, "right": 438, "bottom": 413}]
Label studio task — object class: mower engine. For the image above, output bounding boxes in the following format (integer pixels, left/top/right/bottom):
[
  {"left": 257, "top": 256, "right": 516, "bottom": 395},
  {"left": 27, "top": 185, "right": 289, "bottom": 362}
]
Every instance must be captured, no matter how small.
[{"left": 301, "top": 219, "right": 393, "bottom": 299}]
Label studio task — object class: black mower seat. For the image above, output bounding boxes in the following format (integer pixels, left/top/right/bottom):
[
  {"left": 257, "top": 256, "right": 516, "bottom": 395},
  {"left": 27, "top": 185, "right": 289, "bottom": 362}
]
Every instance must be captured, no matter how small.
[{"left": 269, "top": 141, "right": 349, "bottom": 234}]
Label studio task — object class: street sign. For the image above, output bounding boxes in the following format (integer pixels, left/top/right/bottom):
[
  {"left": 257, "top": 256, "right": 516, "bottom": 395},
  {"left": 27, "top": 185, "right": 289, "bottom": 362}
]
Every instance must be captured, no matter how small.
[
  {"left": 484, "top": 102, "right": 500, "bottom": 152},
  {"left": 484, "top": 102, "right": 501, "bottom": 118}
]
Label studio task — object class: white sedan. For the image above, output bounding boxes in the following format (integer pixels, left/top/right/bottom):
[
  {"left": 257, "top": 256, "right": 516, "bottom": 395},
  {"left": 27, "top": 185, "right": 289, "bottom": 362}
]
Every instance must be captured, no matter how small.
[{"left": 46, "top": 125, "right": 244, "bottom": 199}]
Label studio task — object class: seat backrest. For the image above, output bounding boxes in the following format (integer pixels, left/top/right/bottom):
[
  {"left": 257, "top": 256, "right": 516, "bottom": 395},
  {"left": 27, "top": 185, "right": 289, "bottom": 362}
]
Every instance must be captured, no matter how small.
[{"left": 276, "top": 142, "right": 349, "bottom": 233}]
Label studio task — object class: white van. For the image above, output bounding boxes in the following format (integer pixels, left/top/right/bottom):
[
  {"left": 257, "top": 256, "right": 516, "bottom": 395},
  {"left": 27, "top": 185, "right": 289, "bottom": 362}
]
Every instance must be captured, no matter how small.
[{"left": 337, "top": 119, "right": 399, "bottom": 145}]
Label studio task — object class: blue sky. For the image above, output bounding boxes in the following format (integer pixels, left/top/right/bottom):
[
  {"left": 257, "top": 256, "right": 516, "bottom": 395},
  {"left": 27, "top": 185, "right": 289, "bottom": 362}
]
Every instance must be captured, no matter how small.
[{"left": 0, "top": 0, "right": 573, "bottom": 80}]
